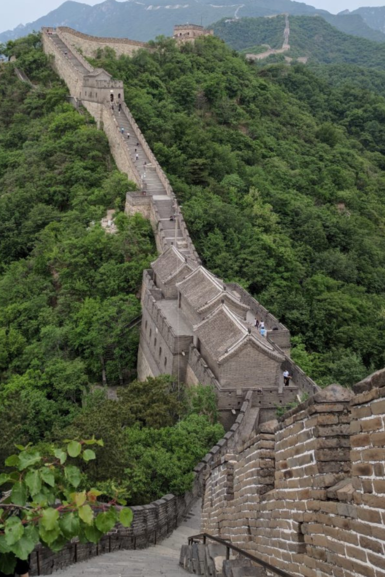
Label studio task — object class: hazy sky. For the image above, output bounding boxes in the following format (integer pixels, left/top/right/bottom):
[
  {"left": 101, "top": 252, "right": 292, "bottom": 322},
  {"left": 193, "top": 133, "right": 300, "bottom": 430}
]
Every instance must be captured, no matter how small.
[{"left": 1, "top": 0, "right": 385, "bottom": 31}]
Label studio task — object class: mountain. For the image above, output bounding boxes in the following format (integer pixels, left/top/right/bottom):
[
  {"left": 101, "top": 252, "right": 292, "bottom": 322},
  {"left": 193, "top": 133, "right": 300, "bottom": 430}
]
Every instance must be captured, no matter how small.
[
  {"left": 351, "top": 6, "right": 385, "bottom": 35},
  {"left": 213, "top": 15, "right": 385, "bottom": 68},
  {"left": 1, "top": 0, "right": 385, "bottom": 44}
]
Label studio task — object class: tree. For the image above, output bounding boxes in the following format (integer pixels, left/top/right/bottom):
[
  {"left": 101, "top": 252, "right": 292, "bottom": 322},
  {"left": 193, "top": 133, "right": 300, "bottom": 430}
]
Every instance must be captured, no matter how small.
[{"left": 0, "top": 441, "right": 132, "bottom": 574}]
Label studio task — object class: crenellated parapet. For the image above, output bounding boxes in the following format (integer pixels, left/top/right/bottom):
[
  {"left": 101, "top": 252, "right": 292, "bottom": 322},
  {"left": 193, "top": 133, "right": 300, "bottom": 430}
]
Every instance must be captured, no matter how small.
[{"left": 201, "top": 371, "right": 385, "bottom": 577}]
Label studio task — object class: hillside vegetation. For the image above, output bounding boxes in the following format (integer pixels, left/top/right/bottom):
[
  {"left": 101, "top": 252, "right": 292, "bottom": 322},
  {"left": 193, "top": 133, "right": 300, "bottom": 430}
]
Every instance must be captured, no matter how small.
[
  {"left": 214, "top": 15, "right": 385, "bottom": 68},
  {"left": 0, "top": 35, "right": 223, "bottom": 502},
  {"left": 93, "top": 35, "right": 385, "bottom": 388},
  {"left": 1, "top": 0, "right": 385, "bottom": 44}
]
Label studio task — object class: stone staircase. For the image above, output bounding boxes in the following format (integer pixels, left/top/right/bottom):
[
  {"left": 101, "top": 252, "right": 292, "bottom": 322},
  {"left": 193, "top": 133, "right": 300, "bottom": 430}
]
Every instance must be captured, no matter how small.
[
  {"left": 50, "top": 34, "right": 90, "bottom": 75},
  {"left": 179, "top": 542, "right": 268, "bottom": 577},
  {"left": 113, "top": 107, "right": 189, "bottom": 253},
  {"left": 46, "top": 501, "right": 201, "bottom": 577}
]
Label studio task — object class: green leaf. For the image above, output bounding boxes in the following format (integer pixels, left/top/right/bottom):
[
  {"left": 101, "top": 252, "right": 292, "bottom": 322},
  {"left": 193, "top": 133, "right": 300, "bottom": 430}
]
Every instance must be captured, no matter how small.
[
  {"left": 0, "top": 553, "right": 17, "bottom": 575},
  {"left": 5, "top": 517, "right": 24, "bottom": 546},
  {"left": 0, "top": 474, "right": 10, "bottom": 486},
  {"left": 73, "top": 491, "right": 86, "bottom": 507},
  {"left": 84, "top": 524, "right": 103, "bottom": 543},
  {"left": 65, "top": 465, "right": 81, "bottom": 488},
  {"left": 39, "top": 524, "right": 61, "bottom": 546},
  {"left": 59, "top": 512, "right": 80, "bottom": 539},
  {"left": 18, "top": 451, "right": 41, "bottom": 471},
  {"left": 119, "top": 508, "right": 133, "bottom": 528},
  {"left": 78, "top": 505, "right": 93, "bottom": 525},
  {"left": 67, "top": 441, "right": 82, "bottom": 458},
  {"left": 87, "top": 488, "right": 102, "bottom": 502},
  {"left": 5, "top": 455, "right": 19, "bottom": 468},
  {"left": 83, "top": 449, "right": 96, "bottom": 462},
  {"left": 53, "top": 449, "right": 67, "bottom": 465},
  {"left": 95, "top": 509, "right": 117, "bottom": 533},
  {"left": 25, "top": 470, "right": 42, "bottom": 497},
  {"left": 11, "top": 481, "right": 27, "bottom": 506},
  {"left": 0, "top": 535, "right": 11, "bottom": 553},
  {"left": 48, "top": 534, "right": 68, "bottom": 552},
  {"left": 40, "top": 467, "right": 55, "bottom": 487},
  {"left": 9, "top": 526, "right": 39, "bottom": 560},
  {"left": 41, "top": 508, "right": 59, "bottom": 531}
]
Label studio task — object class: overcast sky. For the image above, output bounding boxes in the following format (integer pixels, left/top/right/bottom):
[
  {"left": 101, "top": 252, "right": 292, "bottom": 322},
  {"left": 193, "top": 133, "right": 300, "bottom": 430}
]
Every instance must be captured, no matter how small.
[{"left": 1, "top": 0, "right": 385, "bottom": 31}]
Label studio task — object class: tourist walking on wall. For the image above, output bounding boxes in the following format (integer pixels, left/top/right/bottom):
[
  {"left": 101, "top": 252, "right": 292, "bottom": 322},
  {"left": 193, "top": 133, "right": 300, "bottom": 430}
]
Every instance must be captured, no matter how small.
[
  {"left": 254, "top": 317, "right": 260, "bottom": 328},
  {"left": 283, "top": 370, "right": 291, "bottom": 386},
  {"left": 120, "top": 127, "right": 125, "bottom": 135},
  {"left": 135, "top": 152, "right": 139, "bottom": 161}
]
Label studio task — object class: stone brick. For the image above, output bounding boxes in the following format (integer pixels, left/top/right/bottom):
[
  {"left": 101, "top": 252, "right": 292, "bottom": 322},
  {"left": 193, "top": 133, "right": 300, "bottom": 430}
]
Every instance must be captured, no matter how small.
[
  {"left": 351, "top": 433, "right": 370, "bottom": 447},
  {"left": 352, "top": 463, "right": 373, "bottom": 477},
  {"left": 361, "top": 417, "right": 383, "bottom": 432}
]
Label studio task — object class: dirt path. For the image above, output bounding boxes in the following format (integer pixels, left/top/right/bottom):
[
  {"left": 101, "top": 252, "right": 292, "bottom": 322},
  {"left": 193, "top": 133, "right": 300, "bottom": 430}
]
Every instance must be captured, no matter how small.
[{"left": 246, "top": 13, "right": 290, "bottom": 61}]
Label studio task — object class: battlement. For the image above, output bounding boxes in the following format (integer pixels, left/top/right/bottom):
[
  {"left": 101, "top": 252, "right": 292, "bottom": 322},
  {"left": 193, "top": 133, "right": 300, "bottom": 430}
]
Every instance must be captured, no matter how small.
[
  {"left": 173, "top": 24, "right": 214, "bottom": 43},
  {"left": 201, "top": 374, "right": 385, "bottom": 577},
  {"left": 52, "top": 27, "right": 147, "bottom": 59}
]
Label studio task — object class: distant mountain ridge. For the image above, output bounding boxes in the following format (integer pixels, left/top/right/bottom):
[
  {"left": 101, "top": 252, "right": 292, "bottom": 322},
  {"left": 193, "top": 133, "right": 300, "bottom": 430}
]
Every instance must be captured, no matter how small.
[
  {"left": 1, "top": 0, "right": 385, "bottom": 44},
  {"left": 350, "top": 6, "right": 385, "bottom": 35},
  {"left": 213, "top": 14, "right": 385, "bottom": 69}
]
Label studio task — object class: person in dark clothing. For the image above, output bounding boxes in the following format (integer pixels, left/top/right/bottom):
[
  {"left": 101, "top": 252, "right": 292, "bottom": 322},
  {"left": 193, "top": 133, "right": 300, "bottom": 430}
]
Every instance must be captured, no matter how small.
[{"left": 0, "top": 558, "right": 29, "bottom": 577}]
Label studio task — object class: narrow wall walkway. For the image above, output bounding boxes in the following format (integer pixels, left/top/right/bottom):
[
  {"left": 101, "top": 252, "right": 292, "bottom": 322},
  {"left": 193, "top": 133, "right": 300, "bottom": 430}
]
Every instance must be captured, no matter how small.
[{"left": 46, "top": 500, "right": 201, "bottom": 577}]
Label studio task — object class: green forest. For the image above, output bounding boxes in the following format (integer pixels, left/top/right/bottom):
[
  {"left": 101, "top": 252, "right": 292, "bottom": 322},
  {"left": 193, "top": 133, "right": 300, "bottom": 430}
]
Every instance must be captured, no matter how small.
[
  {"left": 213, "top": 15, "right": 385, "bottom": 67},
  {"left": 0, "top": 35, "right": 223, "bottom": 504},
  {"left": 90, "top": 35, "right": 385, "bottom": 389},
  {"left": 3, "top": 25, "right": 385, "bottom": 500}
]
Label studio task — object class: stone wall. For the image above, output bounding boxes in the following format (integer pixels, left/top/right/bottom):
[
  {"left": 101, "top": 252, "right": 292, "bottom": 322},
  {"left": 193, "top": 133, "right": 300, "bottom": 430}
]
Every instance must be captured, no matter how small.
[
  {"left": 42, "top": 32, "right": 84, "bottom": 99},
  {"left": 201, "top": 371, "right": 385, "bottom": 577},
  {"left": 30, "top": 392, "right": 254, "bottom": 576},
  {"left": 58, "top": 27, "right": 147, "bottom": 59},
  {"left": 226, "top": 282, "right": 291, "bottom": 352}
]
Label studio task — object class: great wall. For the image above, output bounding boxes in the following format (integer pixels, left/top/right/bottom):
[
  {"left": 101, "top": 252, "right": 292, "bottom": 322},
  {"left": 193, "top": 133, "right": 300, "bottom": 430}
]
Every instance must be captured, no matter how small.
[{"left": 32, "top": 26, "right": 385, "bottom": 577}]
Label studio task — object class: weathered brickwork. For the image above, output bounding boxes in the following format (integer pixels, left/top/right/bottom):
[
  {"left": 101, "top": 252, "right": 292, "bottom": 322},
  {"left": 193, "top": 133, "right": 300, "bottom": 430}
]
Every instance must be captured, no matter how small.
[
  {"left": 201, "top": 372, "right": 385, "bottom": 577},
  {"left": 58, "top": 27, "right": 147, "bottom": 58}
]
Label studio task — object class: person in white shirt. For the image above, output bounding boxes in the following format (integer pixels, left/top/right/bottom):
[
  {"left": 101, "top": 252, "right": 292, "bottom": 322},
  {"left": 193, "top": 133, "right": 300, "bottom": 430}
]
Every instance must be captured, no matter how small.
[{"left": 283, "top": 370, "right": 291, "bottom": 386}]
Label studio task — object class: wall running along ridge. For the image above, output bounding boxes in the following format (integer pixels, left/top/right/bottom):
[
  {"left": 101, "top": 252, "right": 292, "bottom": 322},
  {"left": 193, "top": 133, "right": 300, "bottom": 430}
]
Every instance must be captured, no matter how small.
[
  {"left": 58, "top": 27, "right": 147, "bottom": 58},
  {"left": 39, "top": 27, "right": 385, "bottom": 577}
]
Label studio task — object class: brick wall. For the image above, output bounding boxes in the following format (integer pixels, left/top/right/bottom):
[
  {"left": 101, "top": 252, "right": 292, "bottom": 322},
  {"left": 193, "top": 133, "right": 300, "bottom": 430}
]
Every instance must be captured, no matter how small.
[
  {"left": 58, "top": 27, "right": 147, "bottom": 59},
  {"left": 201, "top": 372, "right": 385, "bottom": 577}
]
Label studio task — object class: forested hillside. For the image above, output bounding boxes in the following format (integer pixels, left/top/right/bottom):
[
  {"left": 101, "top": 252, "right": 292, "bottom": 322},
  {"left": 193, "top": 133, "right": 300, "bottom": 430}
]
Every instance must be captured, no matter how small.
[
  {"left": 92, "top": 36, "right": 385, "bottom": 388},
  {"left": 213, "top": 15, "right": 385, "bottom": 67},
  {"left": 1, "top": 0, "right": 385, "bottom": 44},
  {"left": 0, "top": 35, "right": 223, "bottom": 502}
]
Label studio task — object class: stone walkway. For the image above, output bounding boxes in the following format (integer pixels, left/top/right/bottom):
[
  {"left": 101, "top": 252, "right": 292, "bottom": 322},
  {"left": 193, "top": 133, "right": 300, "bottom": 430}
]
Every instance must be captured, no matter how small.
[{"left": 47, "top": 500, "right": 201, "bottom": 577}]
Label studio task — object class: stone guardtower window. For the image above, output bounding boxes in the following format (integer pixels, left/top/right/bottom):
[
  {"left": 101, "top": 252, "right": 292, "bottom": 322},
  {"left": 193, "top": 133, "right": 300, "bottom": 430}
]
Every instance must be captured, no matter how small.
[
  {"left": 110, "top": 90, "right": 114, "bottom": 102},
  {"left": 159, "top": 346, "right": 162, "bottom": 358},
  {"left": 164, "top": 357, "right": 167, "bottom": 368},
  {"left": 178, "top": 292, "right": 181, "bottom": 308}
]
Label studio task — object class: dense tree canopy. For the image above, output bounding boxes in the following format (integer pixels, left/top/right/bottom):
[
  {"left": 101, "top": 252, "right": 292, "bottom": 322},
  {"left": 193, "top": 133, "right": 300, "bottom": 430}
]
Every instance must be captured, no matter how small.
[
  {"left": 92, "top": 35, "right": 385, "bottom": 386},
  {"left": 0, "top": 35, "right": 223, "bottom": 507}
]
